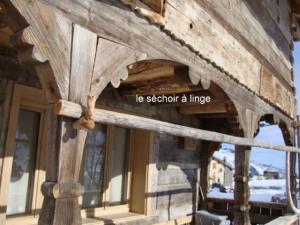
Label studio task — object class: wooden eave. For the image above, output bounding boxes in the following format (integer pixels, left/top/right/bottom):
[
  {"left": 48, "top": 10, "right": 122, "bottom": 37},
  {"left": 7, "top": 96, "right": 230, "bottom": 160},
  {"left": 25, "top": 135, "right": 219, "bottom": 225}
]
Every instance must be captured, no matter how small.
[
  {"left": 6, "top": 0, "right": 295, "bottom": 127},
  {"left": 115, "top": 0, "right": 296, "bottom": 119}
]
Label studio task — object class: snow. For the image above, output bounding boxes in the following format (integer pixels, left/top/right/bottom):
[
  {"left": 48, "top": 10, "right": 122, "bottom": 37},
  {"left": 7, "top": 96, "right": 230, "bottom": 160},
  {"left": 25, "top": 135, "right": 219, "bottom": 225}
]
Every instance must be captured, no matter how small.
[
  {"left": 213, "top": 148, "right": 235, "bottom": 169},
  {"left": 249, "top": 179, "right": 285, "bottom": 189},
  {"left": 210, "top": 147, "right": 288, "bottom": 203},
  {"left": 208, "top": 179, "right": 287, "bottom": 203},
  {"left": 208, "top": 188, "right": 286, "bottom": 203}
]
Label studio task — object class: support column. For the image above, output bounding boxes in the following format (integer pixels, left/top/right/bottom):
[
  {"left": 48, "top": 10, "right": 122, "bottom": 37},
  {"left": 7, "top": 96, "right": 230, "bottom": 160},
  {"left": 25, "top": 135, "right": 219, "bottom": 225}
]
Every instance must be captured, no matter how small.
[
  {"left": 38, "top": 104, "right": 87, "bottom": 225},
  {"left": 199, "top": 149, "right": 210, "bottom": 210},
  {"left": 198, "top": 141, "right": 219, "bottom": 210},
  {"left": 234, "top": 145, "right": 251, "bottom": 225},
  {"left": 289, "top": 152, "right": 297, "bottom": 209}
]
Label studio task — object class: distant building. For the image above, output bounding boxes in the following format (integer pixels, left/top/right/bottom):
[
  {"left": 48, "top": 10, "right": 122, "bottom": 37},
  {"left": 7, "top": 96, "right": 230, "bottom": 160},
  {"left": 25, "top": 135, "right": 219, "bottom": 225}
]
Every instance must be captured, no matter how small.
[
  {"left": 209, "top": 156, "right": 234, "bottom": 188},
  {"left": 264, "top": 169, "right": 280, "bottom": 179}
]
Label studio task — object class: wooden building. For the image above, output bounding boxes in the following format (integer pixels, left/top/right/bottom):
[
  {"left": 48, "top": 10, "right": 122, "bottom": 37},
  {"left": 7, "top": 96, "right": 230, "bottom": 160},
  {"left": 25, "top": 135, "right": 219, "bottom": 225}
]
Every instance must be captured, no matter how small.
[
  {"left": 209, "top": 156, "right": 234, "bottom": 188},
  {"left": 0, "top": 0, "right": 299, "bottom": 225}
]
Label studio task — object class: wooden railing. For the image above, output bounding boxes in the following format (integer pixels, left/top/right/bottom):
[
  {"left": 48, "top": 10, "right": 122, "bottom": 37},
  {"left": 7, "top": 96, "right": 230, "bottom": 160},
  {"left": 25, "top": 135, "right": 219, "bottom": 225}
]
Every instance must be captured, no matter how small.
[
  {"left": 152, "top": 215, "right": 193, "bottom": 225},
  {"left": 265, "top": 215, "right": 299, "bottom": 225},
  {"left": 207, "top": 197, "right": 288, "bottom": 224}
]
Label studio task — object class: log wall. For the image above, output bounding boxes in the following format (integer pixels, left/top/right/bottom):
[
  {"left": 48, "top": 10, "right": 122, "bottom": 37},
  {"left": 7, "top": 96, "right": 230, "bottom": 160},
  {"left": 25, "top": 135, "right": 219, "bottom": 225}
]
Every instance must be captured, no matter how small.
[
  {"left": 155, "top": 133, "right": 199, "bottom": 222},
  {"left": 162, "top": 0, "right": 295, "bottom": 117}
]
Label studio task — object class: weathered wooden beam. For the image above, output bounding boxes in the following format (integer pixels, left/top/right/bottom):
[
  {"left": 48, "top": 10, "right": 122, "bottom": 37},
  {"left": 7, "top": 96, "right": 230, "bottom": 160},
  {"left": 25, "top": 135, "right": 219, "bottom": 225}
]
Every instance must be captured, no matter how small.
[
  {"left": 10, "top": 0, "right": 72, "bottom": 100},
  {"left": 53, "top": 117, "right": 87, "bottom": 225},
  {"left": 234, "top": 146, "right": 251, "bottom": 225},
  {"left": 90, "top": 37, "right": 146, "bottom": 97},
  {"left": 121, "top": 83, "right": 203, "bottom": 96},
  {"left": 199, "top": 141, "right": 219, "bottom": 210},
  {"left": 40, "top": 0, "right": 295, "bottom": 121},
  {"left": 195, "top": 0, "right": 292, "bottom": 85},
  {"left": 124, "top": 66, "right": 174, "bottom": 84},
  {"left": 54, "top": 99, "right": 300, "bottom": 153},
  {"left": 179, "top": 102, "right": 227, "bottom": 114},
  {"left": 122, "top": 65, "right": 189, "bottom": 85}
]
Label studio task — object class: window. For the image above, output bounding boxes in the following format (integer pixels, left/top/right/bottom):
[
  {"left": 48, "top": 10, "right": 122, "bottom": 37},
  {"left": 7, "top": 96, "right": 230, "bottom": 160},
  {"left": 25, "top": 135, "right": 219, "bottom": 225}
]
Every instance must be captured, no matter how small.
[
  {"left": 6, "top": 110, "right": 40, "bottom": 215},
  {"left": 0, "top": 84, "right": 47, "bottom": 220},
  {"left": 0, "top": 84, "right": 153, "bottom": 224},
  {"left": 81, "top": 125, "right": 131, "bottom": 209},
  {"left": 109, "top": 127, "right": 130, "bottom": 206},
  {"left": 212, "top": 162, "right": 217, "bottom": 169},
  {"left": 82, "top": 123, "right": 107, "bottom": 208}
]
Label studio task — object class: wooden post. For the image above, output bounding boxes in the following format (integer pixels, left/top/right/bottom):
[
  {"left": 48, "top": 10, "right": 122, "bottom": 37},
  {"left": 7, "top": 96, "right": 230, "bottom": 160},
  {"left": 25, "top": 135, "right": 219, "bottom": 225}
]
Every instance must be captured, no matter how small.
[
  {"left": 38, "top": 104, "right": 59, "bottom": 225},
  {"left": 198, "top": 141, "right": 218, "bottom": 210},
  {"left": 234, "top": 145, "right": 251, "bottom": 225},
  {"left": 38, "top": 105, "right": 87, "bottom": 225},
  {"left": 199, "top": 149, "right": 210, "bottom": 210},
  {"left": 289, "top": 152, "right": 297, "bottom": 210}
]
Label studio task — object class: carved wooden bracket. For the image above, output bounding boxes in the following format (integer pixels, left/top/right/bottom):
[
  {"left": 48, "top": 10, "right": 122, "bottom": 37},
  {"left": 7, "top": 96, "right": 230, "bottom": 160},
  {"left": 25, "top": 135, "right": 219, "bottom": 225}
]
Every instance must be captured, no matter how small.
[{"left": 233, "top": 103, "right": 262, "bottom": 138}]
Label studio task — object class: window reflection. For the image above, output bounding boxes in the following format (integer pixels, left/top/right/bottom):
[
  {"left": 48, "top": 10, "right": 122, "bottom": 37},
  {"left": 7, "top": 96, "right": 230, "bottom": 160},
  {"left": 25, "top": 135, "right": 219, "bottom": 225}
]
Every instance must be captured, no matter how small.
[
  {"left": 82, "top": 124, "right": 107, "bottom": 208},
  {"left": 109, "top": 127, "right": 129, "bottom": 205},
  {"left": 7, "top": 110, "right": 40, "bottom": 215}
]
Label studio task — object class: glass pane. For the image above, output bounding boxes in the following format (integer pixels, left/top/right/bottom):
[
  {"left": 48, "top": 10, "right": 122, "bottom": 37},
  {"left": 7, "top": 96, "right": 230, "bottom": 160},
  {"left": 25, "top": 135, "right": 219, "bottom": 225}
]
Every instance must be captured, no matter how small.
[
  {"left": 82, "top": 124, "right": 107, "bottom": 208},
  {"left": 109, "top": 127, "right": 129, "bottom": 205},
  {"left": 7, "top": 109, "right": 40, "bottom": 215}
]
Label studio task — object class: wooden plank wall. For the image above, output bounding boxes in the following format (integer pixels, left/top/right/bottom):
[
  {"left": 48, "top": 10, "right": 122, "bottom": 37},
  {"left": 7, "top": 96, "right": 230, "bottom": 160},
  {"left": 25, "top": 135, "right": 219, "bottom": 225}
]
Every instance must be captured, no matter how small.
[
  {"left": 163, "top": 0, "right": 295, "bottom": 117},
  {"left": 0, "top": 78, "right": 13, "bottom": 184},
  {"left": 155, "top": 133, "right": 199, "bottom": 222}
]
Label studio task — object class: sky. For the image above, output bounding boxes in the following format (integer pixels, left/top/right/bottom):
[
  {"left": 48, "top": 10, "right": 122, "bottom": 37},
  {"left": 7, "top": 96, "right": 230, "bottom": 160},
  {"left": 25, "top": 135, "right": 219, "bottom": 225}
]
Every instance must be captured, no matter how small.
[{"left": 223, "top": 43, "right": 300, "bottom": 169}]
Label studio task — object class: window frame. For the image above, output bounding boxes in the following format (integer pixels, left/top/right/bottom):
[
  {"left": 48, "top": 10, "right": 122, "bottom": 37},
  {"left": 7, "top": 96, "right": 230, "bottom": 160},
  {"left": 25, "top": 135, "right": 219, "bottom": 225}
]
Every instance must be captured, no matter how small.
[
  {"left": 80, "top": 125, "right": 133, "bottom": 215},
  {"left": 0, "top": 83, "right": 48, "bottom": 222}
]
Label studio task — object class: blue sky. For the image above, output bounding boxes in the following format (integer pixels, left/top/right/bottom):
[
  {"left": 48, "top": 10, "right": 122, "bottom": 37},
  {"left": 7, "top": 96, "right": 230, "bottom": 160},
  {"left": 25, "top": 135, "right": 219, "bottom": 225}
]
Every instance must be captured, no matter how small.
[
  {"left": 224, "top": 43, "right": 300, "bottom": 169},
  {"left": 250, "top": 43, "right": 300, "bottom": 169}
]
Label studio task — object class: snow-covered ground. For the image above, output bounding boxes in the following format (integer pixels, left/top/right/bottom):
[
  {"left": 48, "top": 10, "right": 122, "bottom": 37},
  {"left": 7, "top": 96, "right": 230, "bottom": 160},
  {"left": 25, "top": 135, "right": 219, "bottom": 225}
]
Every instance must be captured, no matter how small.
[
  {"left": 210, "top": 147, "right": 291, "bottom": 203},
  {"left": 208, "top": 179, "right": 287, "bottom": 203}
]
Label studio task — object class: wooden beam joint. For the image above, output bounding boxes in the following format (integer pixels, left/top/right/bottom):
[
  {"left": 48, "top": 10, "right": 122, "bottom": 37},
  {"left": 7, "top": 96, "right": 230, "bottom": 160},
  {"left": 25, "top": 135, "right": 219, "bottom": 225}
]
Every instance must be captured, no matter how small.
[
  {"left": 233, "top": 204, "right": 251, "bottom": 212},
  {"left": 234, "top": 175, "right": 249, "bottom": 183},
  {"left": 41, "top": 182, "right": 84, "bottom": 199},
  {"left": 73, "top": 95, "right": 96, "bottom": 130}
]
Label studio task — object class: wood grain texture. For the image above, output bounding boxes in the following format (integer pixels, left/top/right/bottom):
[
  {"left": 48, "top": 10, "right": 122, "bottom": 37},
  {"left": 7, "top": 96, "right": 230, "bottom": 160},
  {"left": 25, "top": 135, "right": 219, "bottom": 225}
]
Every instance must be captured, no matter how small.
[
  {"left": 69, "top": 24, "right": 97, "bottom": 105},
  {"left": 10, "top": 0, "right": 72, "bottom": 99},
  {"left": 234, "top": 146, "right": 251, "bottom": 225},
  {"left": 195, "top": 0, "right": 293, "bottom": 88},
  {"left": 53, "top": 117, "right": 87, "bottom": 225},
  {"left": 164, "top": 0, "right": 262, "bottom": 93},
  {"left": 156, "top": 133, "right": 198, "bottom": 221},
  {"left": 55, "top": 99, "right": 299, "bottom": 153},
  {"left": 41, "top": 0, "right": 296, "bottom": 120},
  {"left": 130, "top": 129, "right": 151, "bottom": 214},
  {"left": 260, "top": 66, "right": 296, "bottom": 118},
  {"left": 90, "top": 37, "right": 146, "bottom": 98}
]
